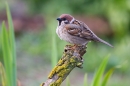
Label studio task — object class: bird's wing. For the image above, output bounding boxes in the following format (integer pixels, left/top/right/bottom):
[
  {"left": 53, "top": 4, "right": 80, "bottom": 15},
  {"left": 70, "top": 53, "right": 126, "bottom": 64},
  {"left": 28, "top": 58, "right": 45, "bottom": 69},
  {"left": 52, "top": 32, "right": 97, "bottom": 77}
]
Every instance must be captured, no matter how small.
[
  {"left": 80, "top": 21, "right": 98, "bottom": 40},
  {"left": 65, "top": 22, "right": 94, "bottom": 40},
  {"left": 65, "top": 21, "right": 113, "bottom": 47},
  {"left": 65, "top": 24, "right": 81, "bottom": 36},
  {"left": 81, "top": 22, "right": 113, "bottom": 47}
]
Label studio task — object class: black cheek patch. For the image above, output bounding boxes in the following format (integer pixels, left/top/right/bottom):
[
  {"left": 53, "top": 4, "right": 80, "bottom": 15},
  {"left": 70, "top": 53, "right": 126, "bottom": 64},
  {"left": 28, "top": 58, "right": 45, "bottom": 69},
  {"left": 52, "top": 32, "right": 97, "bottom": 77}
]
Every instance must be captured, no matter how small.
[{"left": 59, "top": 21, "right": 61, "bottom": 26}]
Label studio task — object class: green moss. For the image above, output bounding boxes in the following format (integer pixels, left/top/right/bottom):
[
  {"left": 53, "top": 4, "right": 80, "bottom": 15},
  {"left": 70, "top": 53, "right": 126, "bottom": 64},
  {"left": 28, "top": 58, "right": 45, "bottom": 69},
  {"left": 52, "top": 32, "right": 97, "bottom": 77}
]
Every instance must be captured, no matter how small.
[{"left": 43, "top": 45, "right": 86, "bottom": 86}]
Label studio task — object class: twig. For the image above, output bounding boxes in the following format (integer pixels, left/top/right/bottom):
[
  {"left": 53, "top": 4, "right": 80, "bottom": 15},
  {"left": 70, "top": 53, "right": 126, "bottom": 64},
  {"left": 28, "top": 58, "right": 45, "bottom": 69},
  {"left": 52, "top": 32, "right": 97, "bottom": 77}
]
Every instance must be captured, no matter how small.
[{"left": 41, "top": 45, "right": 86, "bottom": 86}]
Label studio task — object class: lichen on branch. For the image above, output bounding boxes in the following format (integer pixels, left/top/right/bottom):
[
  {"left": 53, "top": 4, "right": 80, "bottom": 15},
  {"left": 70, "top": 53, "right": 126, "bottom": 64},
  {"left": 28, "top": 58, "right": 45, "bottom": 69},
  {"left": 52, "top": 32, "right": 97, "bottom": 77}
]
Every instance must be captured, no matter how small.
[{"left": 41, "top": 45, "right": 86, "bottom": 86}]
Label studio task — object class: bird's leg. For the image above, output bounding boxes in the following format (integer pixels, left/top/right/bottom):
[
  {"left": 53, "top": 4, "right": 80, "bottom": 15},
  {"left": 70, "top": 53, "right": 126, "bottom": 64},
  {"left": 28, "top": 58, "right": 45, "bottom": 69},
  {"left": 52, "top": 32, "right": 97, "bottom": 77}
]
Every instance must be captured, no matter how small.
[
  {"left": 65, "top": 44, "right": 78, "bottom": 51},
  {"left": 71, "top": 44, "right": 79, "bottom": 50}
]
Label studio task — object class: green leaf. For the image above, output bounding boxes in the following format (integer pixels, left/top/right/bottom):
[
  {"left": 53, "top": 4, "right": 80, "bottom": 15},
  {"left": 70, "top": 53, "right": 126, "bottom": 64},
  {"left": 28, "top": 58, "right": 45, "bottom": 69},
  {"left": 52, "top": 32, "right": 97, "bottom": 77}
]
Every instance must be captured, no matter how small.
[
  {"left": 101, "top": 68, "right": 114, "bottom": 86},
  {"left": 1, "top": 2, "right": 17, "bottom": 86},
  {"left": 1, "top": 21, "right": 12, "bottom": 86},
  {"left": 0, "top": 62, "right": 7, "bottom": 86},
  {"left": 91, "top": 54, "right": 110, "bottom": 86},
  {"left": 6, "top": 2, "right": 17, "bottom": 86},
  {"left": 83, "top": 73, "right": 87, "bottom": 86},
  {"left": 6, "top": 2, "right": 16, "bottom": 55}
]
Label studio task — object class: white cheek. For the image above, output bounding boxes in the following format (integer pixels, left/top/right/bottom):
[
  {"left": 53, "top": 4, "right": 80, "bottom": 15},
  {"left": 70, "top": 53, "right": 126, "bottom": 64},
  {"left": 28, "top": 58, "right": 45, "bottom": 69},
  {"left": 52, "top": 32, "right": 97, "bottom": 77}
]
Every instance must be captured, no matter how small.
[{"left": 61, "top": 21, "right": 65, "bottom": 25}]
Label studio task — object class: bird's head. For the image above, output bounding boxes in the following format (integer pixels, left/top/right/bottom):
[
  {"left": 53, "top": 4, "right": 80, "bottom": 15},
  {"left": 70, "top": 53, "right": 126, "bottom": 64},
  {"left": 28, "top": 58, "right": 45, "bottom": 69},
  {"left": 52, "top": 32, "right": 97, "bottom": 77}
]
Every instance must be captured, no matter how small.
[{"left": 57, "top": 14, "right": 74, "bottom": 26}]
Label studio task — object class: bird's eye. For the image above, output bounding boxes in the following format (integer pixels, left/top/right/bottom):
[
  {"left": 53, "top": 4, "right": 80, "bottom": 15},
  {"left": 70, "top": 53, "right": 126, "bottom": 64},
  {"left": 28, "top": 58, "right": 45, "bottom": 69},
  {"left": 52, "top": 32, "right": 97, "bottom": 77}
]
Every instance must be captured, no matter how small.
[{"left": 64, "top": 20, "right": 69, "bottom": 24}]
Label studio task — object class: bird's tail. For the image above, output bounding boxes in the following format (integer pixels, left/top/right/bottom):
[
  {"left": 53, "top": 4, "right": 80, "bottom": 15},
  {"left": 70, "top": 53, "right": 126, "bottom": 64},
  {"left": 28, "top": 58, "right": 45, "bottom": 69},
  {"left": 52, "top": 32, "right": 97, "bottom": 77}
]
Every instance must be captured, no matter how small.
[{"left": 95, "top": 37, "right": 113, "bottom": 47}]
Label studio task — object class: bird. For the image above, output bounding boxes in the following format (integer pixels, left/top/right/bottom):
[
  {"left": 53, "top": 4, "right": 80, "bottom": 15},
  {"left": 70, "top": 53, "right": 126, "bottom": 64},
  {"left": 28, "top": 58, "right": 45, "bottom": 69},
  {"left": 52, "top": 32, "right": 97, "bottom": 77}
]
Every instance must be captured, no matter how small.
[{"left": 56, "top": 14, "right": 113, "bottom": 47}]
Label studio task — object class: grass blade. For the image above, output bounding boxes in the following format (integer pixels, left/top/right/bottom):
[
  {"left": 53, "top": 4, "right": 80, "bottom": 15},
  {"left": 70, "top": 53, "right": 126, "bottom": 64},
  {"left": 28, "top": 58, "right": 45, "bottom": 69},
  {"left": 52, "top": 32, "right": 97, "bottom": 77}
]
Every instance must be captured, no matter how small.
[
  {"left": 6, "top": 2, "right": 17, "bottom": 86},
  {"left": 91, "top": 54, "right": 110, "bottom": 86},
  {"left": 1, "top": 22, "right": 12, "bottom": 86},
  {"left": 0, "top": 62, "right": 7, "bottom": 86},
  {"left": 101, "top": 68, "right": 114, "bottom": 86},
  {"left": 101, "top": 61, "right": 125, "bottom": 86},
  {"left": 83, "top": 73, "right": 87, "bottom": 86},
  {"left": 1, "top": 3, "right": 17, "bottom": 86},
  {"left": 50, "top": 19, "right": 58, "bottom": 68},
  {"left": 6, "top": 2, "right": 16, "bottom": 56}
]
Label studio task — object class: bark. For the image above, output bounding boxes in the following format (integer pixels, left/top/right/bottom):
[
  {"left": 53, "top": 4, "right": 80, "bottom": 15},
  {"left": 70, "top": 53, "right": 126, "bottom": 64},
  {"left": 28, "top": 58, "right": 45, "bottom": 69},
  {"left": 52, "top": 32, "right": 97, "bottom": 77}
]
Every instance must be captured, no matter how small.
[{"left": 41, "top": 45, "right": 87, "bottom": 86}]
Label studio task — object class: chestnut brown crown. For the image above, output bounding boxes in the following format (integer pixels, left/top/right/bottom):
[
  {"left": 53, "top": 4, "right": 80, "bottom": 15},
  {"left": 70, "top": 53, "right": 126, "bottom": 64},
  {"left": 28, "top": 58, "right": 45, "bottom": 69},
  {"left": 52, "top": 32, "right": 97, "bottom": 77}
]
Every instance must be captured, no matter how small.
[{"left": 57, "top": 14, "right": 74, "bottom": 22}]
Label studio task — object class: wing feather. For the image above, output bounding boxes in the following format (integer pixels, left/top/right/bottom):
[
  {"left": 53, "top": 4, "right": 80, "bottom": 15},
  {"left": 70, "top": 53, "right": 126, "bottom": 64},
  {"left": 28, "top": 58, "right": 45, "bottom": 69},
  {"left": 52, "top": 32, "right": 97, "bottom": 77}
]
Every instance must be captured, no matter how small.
[
  {"left": 65, "top": 22, "right": 93, "bottom": 40},
  {"left": 64, "top": 20, "right": 113, "bottom": 47}
]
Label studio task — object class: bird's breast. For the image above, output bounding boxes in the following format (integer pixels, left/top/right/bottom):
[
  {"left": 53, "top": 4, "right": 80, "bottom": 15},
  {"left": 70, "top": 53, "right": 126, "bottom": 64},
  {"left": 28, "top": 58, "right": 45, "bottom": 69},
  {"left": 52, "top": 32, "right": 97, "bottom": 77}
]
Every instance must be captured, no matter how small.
[{"left": 56, "top": 26, "right": 68, "bottom": 40}]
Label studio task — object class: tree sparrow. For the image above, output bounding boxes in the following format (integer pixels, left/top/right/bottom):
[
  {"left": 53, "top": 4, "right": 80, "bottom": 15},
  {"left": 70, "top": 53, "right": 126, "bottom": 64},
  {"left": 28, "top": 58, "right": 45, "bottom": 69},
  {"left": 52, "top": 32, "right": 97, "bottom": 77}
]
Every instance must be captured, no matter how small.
[{"left": 56, "top": 14, "right": 113, "bottom": 47}]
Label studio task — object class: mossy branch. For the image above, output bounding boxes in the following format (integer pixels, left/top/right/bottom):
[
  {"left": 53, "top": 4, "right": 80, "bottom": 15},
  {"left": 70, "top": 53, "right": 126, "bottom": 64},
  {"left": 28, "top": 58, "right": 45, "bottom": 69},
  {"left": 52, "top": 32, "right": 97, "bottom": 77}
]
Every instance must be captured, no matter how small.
[{"left": 41, "top": 45, "right": 87, "bottom": 86}]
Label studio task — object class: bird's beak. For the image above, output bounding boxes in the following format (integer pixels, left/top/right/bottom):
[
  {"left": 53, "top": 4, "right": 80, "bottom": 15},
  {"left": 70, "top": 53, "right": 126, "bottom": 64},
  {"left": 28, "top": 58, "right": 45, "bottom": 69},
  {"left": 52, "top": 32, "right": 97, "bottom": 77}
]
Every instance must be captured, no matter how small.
[{"left": 57, "top": 18, "right": 62, "bottom": 21}]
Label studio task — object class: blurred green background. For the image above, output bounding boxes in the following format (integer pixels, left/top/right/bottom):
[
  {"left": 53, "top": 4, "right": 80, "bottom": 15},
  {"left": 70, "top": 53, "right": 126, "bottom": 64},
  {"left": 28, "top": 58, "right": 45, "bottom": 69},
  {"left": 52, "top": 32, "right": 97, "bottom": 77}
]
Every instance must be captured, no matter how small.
[{"left": 0, "top": 0, "right": 130, "bottom": 86}]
